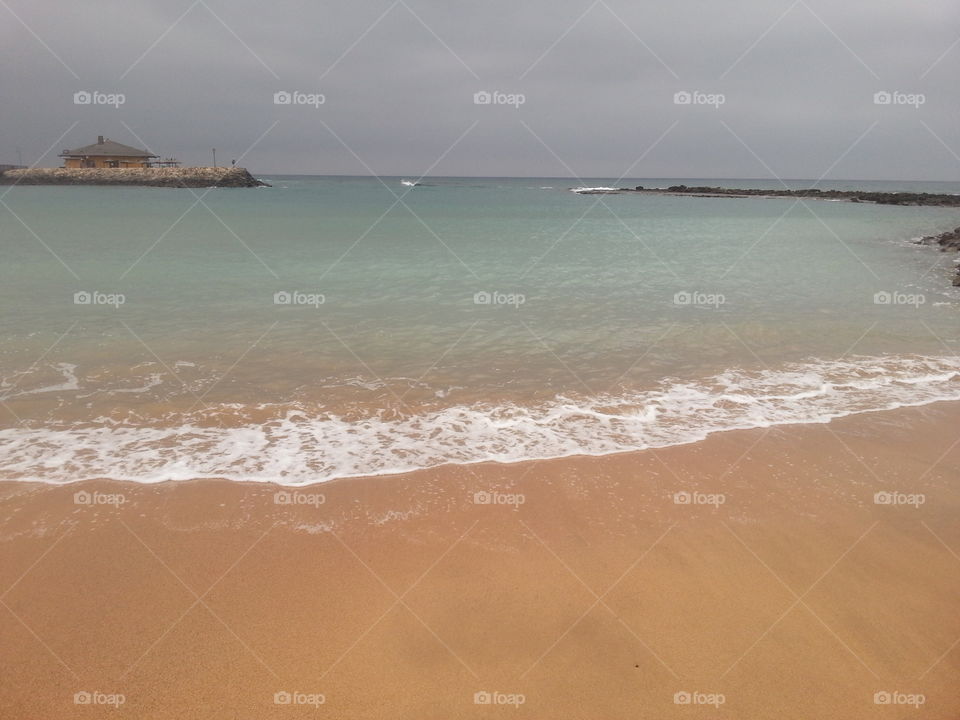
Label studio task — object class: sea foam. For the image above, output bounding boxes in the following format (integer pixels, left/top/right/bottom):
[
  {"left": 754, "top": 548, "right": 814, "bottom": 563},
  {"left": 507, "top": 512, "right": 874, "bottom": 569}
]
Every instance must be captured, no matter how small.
[{"left": 1, "top": 355, "right": 958, "bottom": 485}]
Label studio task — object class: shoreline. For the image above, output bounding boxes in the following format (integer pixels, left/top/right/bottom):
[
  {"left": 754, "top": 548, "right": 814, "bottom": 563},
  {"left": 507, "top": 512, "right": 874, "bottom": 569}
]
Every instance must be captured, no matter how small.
[
  {"left": 2, "top": 400, "right": 958, "bottom": 718},
  {"left": 6, "top": 397, "right": 960, "bottom": 499},
  {"left": 3, "top": 353, "right": 959, "bottom": 486},
  {"left": 6, "top": 390, "right": 960, "bottom": 488}
]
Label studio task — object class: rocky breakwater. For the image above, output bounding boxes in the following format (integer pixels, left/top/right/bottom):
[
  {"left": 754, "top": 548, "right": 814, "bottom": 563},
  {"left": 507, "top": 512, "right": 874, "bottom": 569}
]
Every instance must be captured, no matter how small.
[
  {"left": 916, "top": 227, "right": 960, "bottom": 286},
  {"left": 635, "top": 185, "right": 960, "bottom": 206},
  {"left": 0, "top": 166, "right": 269, "bottom": 188},
  {"left": 571, "top": 184, "right": 960, "bottom": 206}
]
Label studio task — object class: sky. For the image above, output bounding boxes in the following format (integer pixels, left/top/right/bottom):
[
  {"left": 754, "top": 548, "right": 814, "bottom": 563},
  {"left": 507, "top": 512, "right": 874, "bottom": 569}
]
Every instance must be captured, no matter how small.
[{"left": 1, "top": 0, "right": 958, "bottom": 179}]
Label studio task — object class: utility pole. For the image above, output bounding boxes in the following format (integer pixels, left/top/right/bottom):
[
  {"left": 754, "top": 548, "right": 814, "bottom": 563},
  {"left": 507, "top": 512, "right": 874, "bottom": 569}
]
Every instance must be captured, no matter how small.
[
  {"left": 212, "top": 148, "right": 217, "bottom": 168},
  {"left": 16, "top": 148, "right": 22, "bottom": 167}
]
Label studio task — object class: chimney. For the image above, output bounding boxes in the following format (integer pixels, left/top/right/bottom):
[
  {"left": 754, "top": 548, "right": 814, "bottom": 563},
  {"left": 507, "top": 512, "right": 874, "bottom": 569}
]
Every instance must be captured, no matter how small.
[{"left": 97, "top": 136, "right": 104, "bottom": 144}]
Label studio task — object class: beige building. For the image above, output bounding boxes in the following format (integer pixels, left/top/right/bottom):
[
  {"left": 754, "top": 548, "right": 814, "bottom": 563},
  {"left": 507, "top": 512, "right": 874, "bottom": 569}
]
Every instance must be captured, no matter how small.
[{"left": 60, "top": 136, "right": 157, "bottom": 168}]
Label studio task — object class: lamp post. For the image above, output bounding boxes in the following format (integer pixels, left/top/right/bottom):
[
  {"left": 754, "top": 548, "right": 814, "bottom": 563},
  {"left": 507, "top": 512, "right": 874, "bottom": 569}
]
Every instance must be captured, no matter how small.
[{"left": 212, "top": 148, "right": 217, "bottom": 168}]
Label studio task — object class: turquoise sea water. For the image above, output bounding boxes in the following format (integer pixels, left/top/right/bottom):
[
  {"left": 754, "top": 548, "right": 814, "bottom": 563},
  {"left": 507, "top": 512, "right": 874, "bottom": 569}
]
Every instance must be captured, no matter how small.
[{"left": 1, "top": 176, "right": 959, "bottom": 483}]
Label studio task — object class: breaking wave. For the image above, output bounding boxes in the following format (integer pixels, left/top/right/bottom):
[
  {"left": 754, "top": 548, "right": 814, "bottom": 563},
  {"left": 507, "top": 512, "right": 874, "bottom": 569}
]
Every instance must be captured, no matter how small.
[{"left": 2, "top": 355, "right": 959, "bottom": 485}]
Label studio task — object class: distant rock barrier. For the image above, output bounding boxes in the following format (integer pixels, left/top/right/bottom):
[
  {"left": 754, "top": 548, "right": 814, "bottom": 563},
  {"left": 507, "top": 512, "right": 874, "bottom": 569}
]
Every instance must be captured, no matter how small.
[
  {"left": 572, "top": 184, "right": 960, "bottom": 207},
  {"left": 0, "top": 167, "right": 268, "bottom": 188},
  {"left": 646, "top": 185, "right": 960, "bottom": 206}
]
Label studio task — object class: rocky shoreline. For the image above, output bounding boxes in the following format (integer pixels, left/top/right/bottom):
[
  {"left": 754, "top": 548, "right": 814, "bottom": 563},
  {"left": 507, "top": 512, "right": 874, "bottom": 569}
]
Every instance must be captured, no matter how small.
[
  {"left": 0, "top": 166, "right": 268, "bottom": 188},
  {"left": 576, "top": 184, "right": 960, "bottom": 206},
  {"left": 916, "top": 227, "right": 960, "bottom": 286}
]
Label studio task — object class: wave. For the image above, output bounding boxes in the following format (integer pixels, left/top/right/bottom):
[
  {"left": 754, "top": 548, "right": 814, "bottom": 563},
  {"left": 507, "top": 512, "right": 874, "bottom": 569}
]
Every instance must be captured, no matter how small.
[
  {"left": 2, "top": 355, "right": 958, "bottom": 486},
  {"left": 570, "top": 186, "right": 620, "bottom": 194}
]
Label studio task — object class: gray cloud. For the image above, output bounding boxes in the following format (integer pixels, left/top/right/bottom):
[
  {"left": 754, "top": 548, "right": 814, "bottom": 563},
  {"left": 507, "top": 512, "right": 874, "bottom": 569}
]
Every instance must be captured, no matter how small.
[{"left": 2, "top": 0, "right": 958, "bottom": 179}]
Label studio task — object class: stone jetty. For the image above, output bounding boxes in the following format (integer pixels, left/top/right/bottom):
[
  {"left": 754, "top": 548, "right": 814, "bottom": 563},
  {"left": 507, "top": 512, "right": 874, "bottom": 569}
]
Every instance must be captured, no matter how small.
[{"left": 0, "top": 166, "right": 268, "bottom": 188}]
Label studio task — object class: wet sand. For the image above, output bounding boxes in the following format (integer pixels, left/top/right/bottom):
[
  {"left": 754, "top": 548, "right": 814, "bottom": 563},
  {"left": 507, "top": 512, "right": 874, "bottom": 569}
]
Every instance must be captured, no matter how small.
[{"left": 1, "top": 401, "right": 959, "bottom": 718}]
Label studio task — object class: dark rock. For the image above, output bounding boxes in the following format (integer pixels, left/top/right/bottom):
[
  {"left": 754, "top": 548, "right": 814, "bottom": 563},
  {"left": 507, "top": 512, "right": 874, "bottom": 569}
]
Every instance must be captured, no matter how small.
[
  {"left": 633, "top": 185, "right": 960, "bottom": 207},
  {"left": 918, "top": 226, "right": 960, "bottom": 287}
]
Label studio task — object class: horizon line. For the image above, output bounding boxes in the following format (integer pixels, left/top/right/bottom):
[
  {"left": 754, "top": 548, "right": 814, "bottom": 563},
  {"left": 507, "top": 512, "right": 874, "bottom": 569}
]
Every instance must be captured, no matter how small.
[{"left": 248, "top": 173, "right": 959, "bottom": 183}]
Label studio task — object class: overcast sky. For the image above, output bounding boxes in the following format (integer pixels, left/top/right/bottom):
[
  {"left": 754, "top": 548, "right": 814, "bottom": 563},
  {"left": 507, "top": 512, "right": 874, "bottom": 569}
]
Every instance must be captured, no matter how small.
[{"left": 2, "top": 0, "right": 958, "bottom": 179}]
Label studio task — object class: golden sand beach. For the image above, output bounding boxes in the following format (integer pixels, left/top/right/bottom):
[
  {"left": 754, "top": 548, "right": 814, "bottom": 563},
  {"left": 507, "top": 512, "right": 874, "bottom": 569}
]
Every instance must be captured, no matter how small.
[{"left": 1, "top": 402, "right": 958, "bottom": 719}]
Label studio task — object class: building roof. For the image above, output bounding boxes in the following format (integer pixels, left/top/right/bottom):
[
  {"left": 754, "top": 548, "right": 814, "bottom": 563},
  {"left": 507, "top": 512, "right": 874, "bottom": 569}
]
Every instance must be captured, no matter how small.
[{"left": 60, "top": 138, "right": 157, "bottom": 158}]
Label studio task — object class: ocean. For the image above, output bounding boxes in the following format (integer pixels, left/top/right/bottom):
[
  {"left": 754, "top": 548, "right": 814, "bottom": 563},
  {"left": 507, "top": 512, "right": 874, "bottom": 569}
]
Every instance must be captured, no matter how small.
[{"left": 1, "top": 176, "right": 959, "bottom": 484}]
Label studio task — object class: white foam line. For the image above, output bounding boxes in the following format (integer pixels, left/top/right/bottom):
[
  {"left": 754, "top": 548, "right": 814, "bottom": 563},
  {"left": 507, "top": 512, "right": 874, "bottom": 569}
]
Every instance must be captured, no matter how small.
[{"left": 2, "top": 355, "right": 959, "bottom": 486}]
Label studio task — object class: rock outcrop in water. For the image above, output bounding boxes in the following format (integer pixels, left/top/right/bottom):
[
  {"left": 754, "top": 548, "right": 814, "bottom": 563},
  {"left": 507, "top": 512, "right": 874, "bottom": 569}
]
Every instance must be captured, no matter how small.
[
  {"left": 0, "top": 167, "right": 268, "bottom": 188},
  {"left": 916, "top": 227, "right": 960, "bottom": 286}
]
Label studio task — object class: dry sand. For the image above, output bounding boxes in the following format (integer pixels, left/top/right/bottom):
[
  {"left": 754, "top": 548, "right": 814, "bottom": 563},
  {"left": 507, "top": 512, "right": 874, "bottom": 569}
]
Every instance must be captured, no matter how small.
[{"left": 1, "top": 402, "right": 959, "bottom": 718}]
